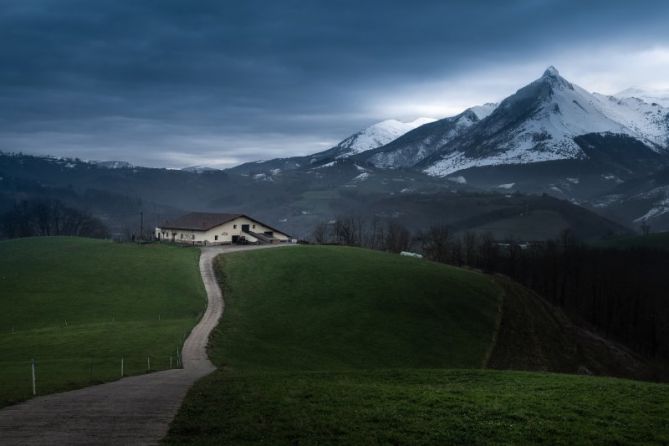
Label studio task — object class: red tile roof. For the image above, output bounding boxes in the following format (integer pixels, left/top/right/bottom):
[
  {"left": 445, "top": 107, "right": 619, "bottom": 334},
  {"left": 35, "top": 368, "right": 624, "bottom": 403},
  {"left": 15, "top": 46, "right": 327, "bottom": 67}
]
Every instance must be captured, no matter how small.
[
  {"left": 159, "top": 212, "right": 243, "bottom": 231},
  {"left": 159, "top": 212, "right": 289, "bottom": 236}
]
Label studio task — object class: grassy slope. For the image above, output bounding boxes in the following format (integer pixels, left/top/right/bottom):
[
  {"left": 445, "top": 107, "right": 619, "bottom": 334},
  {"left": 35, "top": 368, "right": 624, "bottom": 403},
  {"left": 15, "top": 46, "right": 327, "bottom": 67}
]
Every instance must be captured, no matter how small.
[
  {"left": 488, "top": 276, "right": 655, "bottom": 381},
  {"left": 165, "top": 246, "right": 669, "bottom": 445},
  {"left": 209, "top": 246, "right": 501, "bottom": 371},
  {"left": 0, "top": 237, "right": 205, "bottom": 407}
]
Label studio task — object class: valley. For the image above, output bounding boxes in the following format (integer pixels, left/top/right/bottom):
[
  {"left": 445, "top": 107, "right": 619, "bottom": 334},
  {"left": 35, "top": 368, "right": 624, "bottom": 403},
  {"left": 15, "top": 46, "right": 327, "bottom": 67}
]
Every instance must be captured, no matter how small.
[{"left": 3, "top": 68, "right": 668, "bottom": 242}]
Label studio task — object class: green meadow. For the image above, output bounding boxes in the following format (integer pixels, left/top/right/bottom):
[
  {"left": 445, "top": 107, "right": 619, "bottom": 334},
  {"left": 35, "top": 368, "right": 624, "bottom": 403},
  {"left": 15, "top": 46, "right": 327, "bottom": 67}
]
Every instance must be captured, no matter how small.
[
  {"left": 164, "top": 246, "right": 669, "bottom": 445},
  {"left": 0, "top": 237, "right": 206, "bottom": 407}
]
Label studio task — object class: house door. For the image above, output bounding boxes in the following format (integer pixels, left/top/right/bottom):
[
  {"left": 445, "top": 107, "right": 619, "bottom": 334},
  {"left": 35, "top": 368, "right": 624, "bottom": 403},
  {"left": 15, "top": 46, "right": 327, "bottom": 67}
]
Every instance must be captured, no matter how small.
[{"left": 241, "top": 224, "right": 250, "bottom": 232}]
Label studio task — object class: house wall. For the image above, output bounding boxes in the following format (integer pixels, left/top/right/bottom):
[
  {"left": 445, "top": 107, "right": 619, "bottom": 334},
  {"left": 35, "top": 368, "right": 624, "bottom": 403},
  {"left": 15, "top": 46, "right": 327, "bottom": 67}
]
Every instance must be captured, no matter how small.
[{"left": 155, "top": 216, "right": 290, "bottom": 245}]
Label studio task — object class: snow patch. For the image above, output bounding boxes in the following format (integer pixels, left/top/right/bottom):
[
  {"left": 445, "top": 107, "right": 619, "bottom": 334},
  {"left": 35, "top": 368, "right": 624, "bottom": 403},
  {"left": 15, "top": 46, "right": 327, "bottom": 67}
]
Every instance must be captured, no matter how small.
[
  {"left": 253, "top": 173, "right": 274, "bottom": 182},
  {"left": 634, "top": 197, "right": 669, "bottom": 222},
  {"left": 314, "top": 161, "right": 336, "bottom": 169},
  {"left": 353, "top": 172, "right": 370, "bottom": 182},
  {"left": 447, "top": 175, "right": 467, "bottom": 184}
]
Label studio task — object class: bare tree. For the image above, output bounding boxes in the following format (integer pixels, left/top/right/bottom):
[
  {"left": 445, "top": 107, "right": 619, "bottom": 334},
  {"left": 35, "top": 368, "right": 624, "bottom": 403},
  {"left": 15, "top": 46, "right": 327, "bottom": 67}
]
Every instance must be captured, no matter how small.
[
  {"left": 421, "top": 224, "right": 451, "bottom": 263},
  {"left": 384, "top": 221, "right": 410, "bottom": 253},
  {"left": 312, "top": 222, "right": 329, "bottom": 244}
]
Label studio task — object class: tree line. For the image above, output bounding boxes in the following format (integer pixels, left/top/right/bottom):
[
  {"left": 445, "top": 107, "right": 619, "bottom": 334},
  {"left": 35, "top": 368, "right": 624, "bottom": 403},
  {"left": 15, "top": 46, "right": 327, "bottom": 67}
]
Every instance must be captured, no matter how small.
[
  {"left": 312, "top": 216, "right": 669, "bottom": 361},
  {"left": 312, "top": 215, "right": 411, "bottom": 253},
  {"left": 0, "top": 199, "right": 110, "bottom": 239}
]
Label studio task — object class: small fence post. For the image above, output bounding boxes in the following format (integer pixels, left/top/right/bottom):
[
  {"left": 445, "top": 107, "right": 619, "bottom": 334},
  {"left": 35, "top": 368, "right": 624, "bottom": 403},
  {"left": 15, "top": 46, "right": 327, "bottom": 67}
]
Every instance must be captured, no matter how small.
[
  {"left": 31, "top": 359, "right": 36, "bottom": 396},
  {"left": 170, "top": 356, "right": 173, "bottom": 369},
  {"left": 147, "top": 356, "right": 151, "bottom": 372},
  {"left": 121, "top": 357, "right": 124, "bottom": 377}
]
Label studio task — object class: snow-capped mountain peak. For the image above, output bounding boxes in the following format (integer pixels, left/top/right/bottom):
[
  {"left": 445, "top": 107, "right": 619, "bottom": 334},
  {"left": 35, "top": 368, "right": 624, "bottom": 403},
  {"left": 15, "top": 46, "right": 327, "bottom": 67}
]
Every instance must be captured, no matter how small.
[
  {"left": 336, "top": 117, "right": 436, "bottom": 156},
  {"left": 422, "top": 66, "right": 669, "bottom": 177},
  {"left": 543, "top": 65, "right": 560, "bottom": 77}
]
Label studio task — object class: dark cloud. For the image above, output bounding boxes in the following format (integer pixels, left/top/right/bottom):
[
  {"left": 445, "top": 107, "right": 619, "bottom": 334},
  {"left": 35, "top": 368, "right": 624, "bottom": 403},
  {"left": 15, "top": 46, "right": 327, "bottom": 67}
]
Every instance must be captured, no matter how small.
[{"left": 1, "top": 0, "right": 668, "bottom": 167}]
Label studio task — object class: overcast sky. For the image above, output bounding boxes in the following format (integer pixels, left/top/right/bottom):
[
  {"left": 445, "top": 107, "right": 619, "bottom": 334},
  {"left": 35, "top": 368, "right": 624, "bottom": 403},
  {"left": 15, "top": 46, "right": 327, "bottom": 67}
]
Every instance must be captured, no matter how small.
[{"left": 1, "top": 0, "right": 669, "bottom": 168}]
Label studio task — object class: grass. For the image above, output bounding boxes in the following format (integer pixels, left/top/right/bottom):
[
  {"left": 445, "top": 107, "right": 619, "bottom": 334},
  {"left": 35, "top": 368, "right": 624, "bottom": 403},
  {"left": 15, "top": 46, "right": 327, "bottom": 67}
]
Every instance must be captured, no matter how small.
[
  {"left": 168, "top": 369, "right": 669, "bottom": 445},
  {"left": 208, "top": 246, "right": 501, "bottom": 371},
  {"left": 0, "top": 236, "right": 206, "bottom": 407},
  {"left": 164, "top": 245, "right": 669, "bottom": 445}
]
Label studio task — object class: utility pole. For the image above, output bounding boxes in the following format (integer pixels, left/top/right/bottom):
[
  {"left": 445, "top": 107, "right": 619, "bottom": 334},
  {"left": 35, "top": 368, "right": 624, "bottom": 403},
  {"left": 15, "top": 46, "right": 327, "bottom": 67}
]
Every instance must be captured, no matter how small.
[{"left": 139, "top": 211, "right": 144, "bottom": 241}]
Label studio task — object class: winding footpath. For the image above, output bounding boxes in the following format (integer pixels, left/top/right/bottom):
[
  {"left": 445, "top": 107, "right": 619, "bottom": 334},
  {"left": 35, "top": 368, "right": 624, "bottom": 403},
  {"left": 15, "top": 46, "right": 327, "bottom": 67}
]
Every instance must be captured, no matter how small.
[{"left": 0, "top": 244, "right": 281, "bottom": 445}]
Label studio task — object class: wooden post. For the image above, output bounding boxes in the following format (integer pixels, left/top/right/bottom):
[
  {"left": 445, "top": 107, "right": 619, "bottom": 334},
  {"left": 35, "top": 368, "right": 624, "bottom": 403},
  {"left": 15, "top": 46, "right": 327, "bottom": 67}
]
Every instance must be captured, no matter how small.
[
  {"left": 170, "top": 356, "right": 173, "bottom": 369},
  {"left": 147, "top": 356, "right": 151, "bottom": 372},
  {"left": 121, "top": 357, "right": 124, "bottom": 377},
  {"left": 31, "top": 359, "right": 36, "bottom": 396}
]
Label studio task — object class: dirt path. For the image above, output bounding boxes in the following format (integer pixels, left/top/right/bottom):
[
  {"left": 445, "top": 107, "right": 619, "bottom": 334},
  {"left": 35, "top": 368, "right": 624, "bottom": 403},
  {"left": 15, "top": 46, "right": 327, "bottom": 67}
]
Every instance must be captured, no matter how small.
[{"left": 0, "top": 244, "right": 282, "bottom": 445}]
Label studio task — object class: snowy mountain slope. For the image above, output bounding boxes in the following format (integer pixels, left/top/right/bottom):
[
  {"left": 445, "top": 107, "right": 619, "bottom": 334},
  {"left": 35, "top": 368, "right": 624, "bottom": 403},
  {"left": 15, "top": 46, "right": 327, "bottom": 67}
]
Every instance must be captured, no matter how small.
[
  {"left": 335, "top": 117, "right": 435, "bottom": 157},
  {"left": 182, "top": 165, "right": 221, "bottom": 173},
  {"left": 421, "top": 67, "right": 669, "bottom": 177},
  {"left": 226, "top": 117, "right": 435, "bottom": 175},
  {"left": 615, "top": 88, "right": 669, "bottom": 108},
  {"left": 354, "top": 105, "right": 497, "bottom": 169},
  {"left": 468, "top": 103, "right": 497, "bottom": 120},
  {"left": 591, "top": 94, "right": 668, "bottom": 148},
  {"left": 90, "top": 160, "right": 133, "bottom": 169}
]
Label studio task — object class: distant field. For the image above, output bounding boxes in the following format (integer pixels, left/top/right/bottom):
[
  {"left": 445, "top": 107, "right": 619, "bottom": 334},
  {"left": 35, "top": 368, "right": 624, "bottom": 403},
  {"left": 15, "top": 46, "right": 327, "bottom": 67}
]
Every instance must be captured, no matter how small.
[
  {"left": 595, "top": 232, "right": 669, "bottom": 250},
  {"left": 0, "top": 237, "right": 205, "bottom": 407},
  {"left": 165, "top": 246, "right": 669, "bottom": 445}
]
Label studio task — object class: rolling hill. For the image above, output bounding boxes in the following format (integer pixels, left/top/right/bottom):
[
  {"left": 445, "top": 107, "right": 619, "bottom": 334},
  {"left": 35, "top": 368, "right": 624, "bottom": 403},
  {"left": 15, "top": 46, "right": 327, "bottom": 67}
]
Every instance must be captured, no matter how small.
[
  {"left": 0, "top": 237, "right": 206, "bottom": 407},
  {"left": 164, "top": 246, "right": 666, "bottom": 445}
]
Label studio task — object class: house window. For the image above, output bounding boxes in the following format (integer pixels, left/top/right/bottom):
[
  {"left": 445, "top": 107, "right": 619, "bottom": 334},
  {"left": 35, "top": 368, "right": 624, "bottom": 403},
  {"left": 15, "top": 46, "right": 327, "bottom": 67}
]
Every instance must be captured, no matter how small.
[
  {"left": 214, "top": 235, "right": 218, "bottom": 241},
  {"left": 253, "top": 224, "right": 256, "bottom": 229},
  {"left": 192, "top": 234, "right": 195, "bottom": 240},
  {"left": 180, "top": 233, "right": 183, "bottom": 239},
  {"left": 233, "top": 224, "right": 237, "bottom": 229}
]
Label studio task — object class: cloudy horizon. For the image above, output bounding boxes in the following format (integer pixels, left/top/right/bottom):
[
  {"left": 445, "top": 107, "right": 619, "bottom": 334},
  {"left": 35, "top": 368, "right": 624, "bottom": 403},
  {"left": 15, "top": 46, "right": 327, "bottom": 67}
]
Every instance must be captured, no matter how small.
[{"left": 2, "top": 0, "right": 669, "bottom": 168}]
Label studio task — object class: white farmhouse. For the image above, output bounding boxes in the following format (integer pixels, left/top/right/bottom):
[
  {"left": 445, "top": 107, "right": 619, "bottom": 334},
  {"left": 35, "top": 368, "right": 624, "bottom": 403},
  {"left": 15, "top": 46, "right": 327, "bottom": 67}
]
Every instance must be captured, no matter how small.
[{"left": 155, "top": 212, "right": 291, "bottom": 245}]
